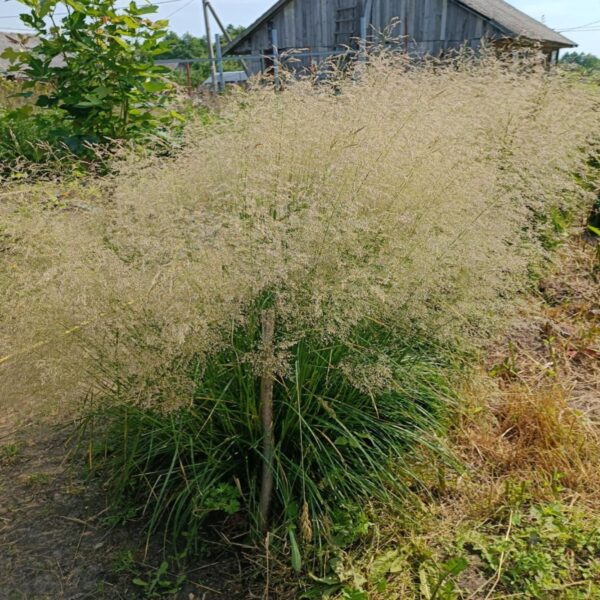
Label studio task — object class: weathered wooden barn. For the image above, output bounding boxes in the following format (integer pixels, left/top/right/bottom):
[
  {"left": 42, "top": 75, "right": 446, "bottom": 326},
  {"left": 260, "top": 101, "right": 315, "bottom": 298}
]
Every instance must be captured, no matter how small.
[{"left": 224, "top": 0, "right": 575, "bottom": 66}]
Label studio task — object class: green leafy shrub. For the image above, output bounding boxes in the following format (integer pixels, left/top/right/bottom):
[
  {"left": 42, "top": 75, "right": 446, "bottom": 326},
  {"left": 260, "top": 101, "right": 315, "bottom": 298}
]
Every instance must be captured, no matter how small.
[
  {"left": 311, "top": 501, "right": 600, "bottom": 599},
  {"left": 0, "top": 0, "right": 183, "bottom": 171},
  {"left": 0, "top": 106, "right": 94, "bottom": 168}
]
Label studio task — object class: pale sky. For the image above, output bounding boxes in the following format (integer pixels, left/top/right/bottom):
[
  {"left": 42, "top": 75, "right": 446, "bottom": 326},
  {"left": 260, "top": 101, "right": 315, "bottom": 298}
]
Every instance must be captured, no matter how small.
[{"left": 1, "top": 0, "right": 599, "bottom": 55}]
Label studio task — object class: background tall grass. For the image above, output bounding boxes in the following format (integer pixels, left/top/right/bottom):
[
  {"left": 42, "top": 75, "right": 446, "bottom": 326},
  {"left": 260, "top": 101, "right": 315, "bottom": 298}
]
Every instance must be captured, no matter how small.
[{"left": 1, "top": 52, "right": 599, "bottom": 561}]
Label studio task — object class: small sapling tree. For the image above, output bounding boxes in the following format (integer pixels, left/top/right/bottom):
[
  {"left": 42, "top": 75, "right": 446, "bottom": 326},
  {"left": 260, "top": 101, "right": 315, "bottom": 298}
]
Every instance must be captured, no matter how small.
[{"left": 2, "top": 0, "right": 178, "bottom": 144}]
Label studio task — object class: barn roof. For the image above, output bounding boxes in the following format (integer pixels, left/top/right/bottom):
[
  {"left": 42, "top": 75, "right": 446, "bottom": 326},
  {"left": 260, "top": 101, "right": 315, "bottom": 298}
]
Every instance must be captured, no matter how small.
[
  {"left": 456, "top": 0, "right": 574, "bottom": 47},
  {"left": 224, "top": 0, "right": 575, "bottom": 54},
  {"left": 224, "top": 0, "right": 288, "bottom": 54}
]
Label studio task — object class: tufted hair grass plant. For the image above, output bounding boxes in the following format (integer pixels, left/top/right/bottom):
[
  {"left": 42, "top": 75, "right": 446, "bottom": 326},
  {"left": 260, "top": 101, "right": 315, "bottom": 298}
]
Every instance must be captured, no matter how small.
[
  {"left": 1, "top": 51, "right": 599, "bottom": 566},
  {"left": 84, "top": 308, "right": 456, "bottom": 560}
]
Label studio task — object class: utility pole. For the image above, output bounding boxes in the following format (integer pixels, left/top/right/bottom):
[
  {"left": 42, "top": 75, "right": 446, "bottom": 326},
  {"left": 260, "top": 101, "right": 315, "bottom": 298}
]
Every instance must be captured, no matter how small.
[
  {"left": 202, "top": 0, "right": 218, "bottom": 92},
  {"left": 206, "top": 0, "right": 250, "bottom": 77}
]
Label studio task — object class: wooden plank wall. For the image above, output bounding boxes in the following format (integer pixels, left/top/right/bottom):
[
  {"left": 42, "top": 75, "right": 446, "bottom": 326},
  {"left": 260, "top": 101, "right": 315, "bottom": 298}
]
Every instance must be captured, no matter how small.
[{"left": 234, "top": 0, "right": 504, "bottom": 61}]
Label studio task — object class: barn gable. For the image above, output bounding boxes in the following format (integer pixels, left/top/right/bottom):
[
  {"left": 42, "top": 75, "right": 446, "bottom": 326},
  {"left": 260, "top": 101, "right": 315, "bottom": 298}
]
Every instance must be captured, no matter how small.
[{"left": 224, "top": 0, "right": 575, "bottom": 57}]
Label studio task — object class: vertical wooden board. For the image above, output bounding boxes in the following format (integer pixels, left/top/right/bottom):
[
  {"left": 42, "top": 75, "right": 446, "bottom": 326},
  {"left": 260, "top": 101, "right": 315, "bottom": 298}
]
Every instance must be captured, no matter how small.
[
  {"left": 284, "top": 1, "right": 295, "bottom": 47},
  {"left": 386, "top": 0, "right": 396, "bottom": 33},
  {"left": 324, "top": 0, "right": 333, "bottom": 48},
  {"left": 249, "top": 28, "right": 259, "bottom": 53},
  {"left": 401, "top": 0, "right": 407, "bottom": 38},
  {"left": 433, "top": 0, "right": 442, "bottom": 41},
  {"left": 294, "top": 0, "right": 303, "bottom": 47},
  {"left": 318, "top": 0, "right": 327, "bottom": 49},
  {"left": 314, "top": 0, "right": 324, "bottom": 47},
  {"left": 371, "top": 0, "right": 380, "bottom": 31},
  {"left": 273, "top": 10, "right": 286, "bottom": 47},
  {"left": 433, "top": 0, "right": 443, "bottom": 42},
  {"left": 296, "top": 0, "right": 305, "bottom": 46},
  {"left": 464, "top": 11, "right": 474, "bottom": 39},
  {"left": 301, "top": 0, "right": 308, "bottom": 46},
  {"left": 374, "top": 0, "right": 382, "bottom": 31},
  {"left": 410, "top": 0, "right": 418, "bottom": 40},
  {"left": 422, "top": 0, "right": 432, "bottom": 42},
  {"left": 256, "top": 21, "right": 270, "bottom": 52},
  {"left": 303, "top": 0, "right": 311, "bottom": 47},
  {"left": 440, "top": 0, "right": 448, "bottom": 42},
  {"left": 447, "top": 2, "right": 468, "bottom": 43},
  {"left": 300, "top": 0, "right": 309, "bottom": 47},
  {"left": 468, "top": 14, "right": 481, "bottom": 39},
  {"left": 473, "top": 15, "right": 483, "bottom": 40},
  {"left": 384, "top": 0, "right": 396, "bottom": 35}
]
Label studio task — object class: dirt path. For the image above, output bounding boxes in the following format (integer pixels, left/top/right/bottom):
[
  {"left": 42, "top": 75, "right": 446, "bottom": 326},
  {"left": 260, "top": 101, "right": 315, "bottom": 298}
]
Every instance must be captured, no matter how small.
[{"left": 0, "top": 422, "right": 248, "bottom": 599}]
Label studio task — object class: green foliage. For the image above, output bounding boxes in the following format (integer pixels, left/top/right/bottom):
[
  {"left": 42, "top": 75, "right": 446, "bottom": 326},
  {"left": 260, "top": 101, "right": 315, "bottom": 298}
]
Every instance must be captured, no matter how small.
[
  {"left": 0, "top": 443, "right": 21, "bottom": 465},
  {"left": 0, "top": 78, "right": 39, "bottom": 109},
  {"left": 329, "top": 505, "right": 373, "bottom": 548},
  {"left": 561, "top": 52, "right": 600, "bottom": 72},
  {"left": 418, "top": 557, "right": 469, "bottom": 600},
  {"left": 461, "top": 503, "right": 600, "bottom": 598},
  {"left": 159, "top": 31, "right": 209, "bottom": 60},
  {"left": 82, "top": 315, "right": 454, "bottom": 562},
  {"left": 157, "top": 30, "right": 246, "bottom": 87},
  {"left": 131, "top": 560, "right": 186, "bottom": 598},
  {"left": 0, "top": 106, "right": 91, "bottom": 170},
  {"left": 113, "top": 551, "right": 186, "bottom": 598},
  {"left": 2, "top": 0, "right": 177, "bottom": 141},
  {"left": 590, "top": 197, "right": 600, "bottom": 231},
  {"left": 308, "top": 500, "right": 600, "bottom": 599}
]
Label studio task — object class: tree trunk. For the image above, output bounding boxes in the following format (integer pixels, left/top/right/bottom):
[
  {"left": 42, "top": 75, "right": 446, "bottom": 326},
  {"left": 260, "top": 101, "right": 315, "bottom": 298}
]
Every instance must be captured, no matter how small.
[{"left": 259, "top": 309, "right": 275, "bottom": 533}]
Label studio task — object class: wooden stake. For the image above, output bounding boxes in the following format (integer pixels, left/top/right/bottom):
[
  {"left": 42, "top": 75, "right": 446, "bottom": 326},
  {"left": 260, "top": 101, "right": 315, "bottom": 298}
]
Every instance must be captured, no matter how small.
[
  {"left": 259, "top": 309, "right": 275, "bottom": 533},
  {"left": 202, "top": 0, "right": 218, "bottom": 93}
]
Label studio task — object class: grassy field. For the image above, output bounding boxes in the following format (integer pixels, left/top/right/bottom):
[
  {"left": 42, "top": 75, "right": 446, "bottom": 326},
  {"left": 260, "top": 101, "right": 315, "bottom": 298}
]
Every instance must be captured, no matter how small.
[{"left": 0, "top": 54, "right": 599, "bottom": 598}]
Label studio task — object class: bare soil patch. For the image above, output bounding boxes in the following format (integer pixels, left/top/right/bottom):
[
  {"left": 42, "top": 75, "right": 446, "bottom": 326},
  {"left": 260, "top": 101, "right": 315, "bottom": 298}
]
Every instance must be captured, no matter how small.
[
  {"left": 487, "top": 231, "right": 599, "bottom": 419},
  {"left": 0, "top": 422, "right": 249, "bottom": 599}
]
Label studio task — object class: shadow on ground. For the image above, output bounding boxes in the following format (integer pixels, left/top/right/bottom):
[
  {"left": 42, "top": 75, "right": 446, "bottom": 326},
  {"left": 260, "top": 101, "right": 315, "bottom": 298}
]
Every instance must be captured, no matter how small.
[{"left": 0, "top": 424, "right": 249, "bottom": 600}]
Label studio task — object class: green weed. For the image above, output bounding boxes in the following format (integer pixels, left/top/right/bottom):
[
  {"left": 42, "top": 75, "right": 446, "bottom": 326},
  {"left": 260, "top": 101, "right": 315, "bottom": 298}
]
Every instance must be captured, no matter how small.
[
  {"left": 131, "top": 560, "right": 186, "bottom": 598},
  {"left": 0, "top": 443, "right": 20, "bottom": 464},
  {"left": 311, "top": 500, "right": 600, "bottom": 599},
  {"left": 460, "top": 502, "right": 600, "bottom": 598}
]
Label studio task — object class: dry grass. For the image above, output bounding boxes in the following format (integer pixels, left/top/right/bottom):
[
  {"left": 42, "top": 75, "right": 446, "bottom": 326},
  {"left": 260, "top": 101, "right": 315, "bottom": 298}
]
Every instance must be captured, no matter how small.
[
  {"left": 1, "top": 53, "right": 599, "bottom": 420},
  {"left": 456, "top": 382, "right": 600, "bottom": 500},
  {"left": 322, "top": 229, "right": 600, "bottom": 600}
]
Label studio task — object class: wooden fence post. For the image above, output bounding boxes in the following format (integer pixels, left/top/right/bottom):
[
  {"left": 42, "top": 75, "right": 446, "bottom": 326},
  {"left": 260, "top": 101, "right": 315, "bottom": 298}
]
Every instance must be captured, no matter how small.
[
  {"left": 215, "top": 33, "right": 225, "bottom": 92},
  {"left": 202, "top": 0, "right": 218, "bottom": 93},
  {"left": 359, "top": 16, "right": 367, "bottom": 62},
  {"left": 272, "top": 28, "right": 281, "bottom": 90}
]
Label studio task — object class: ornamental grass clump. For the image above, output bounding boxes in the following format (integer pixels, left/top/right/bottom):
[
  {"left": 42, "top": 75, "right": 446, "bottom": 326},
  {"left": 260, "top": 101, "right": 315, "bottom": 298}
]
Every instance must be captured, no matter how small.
[{"left": 1, "top": 52, "right": 599, "bottom": 559}]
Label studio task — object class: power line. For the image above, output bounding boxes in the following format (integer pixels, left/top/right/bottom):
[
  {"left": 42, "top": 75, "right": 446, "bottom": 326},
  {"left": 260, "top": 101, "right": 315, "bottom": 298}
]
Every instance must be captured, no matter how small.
[
  {"left": 559, "top": 28, "right": 600, "bottom": 33},
  {"left": 559, "top": 18, "right": 600, "bottom": 32},
  {"left": 0, "top": 0, "right": 189, "bottom": 20},
  {"left": 164, "top": 0, "right": 195, "bottom": 19}
]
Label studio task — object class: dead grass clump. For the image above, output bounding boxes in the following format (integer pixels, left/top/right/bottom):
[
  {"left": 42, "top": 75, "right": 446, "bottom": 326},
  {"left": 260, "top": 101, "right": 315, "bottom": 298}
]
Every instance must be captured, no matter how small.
[{"left": 458, "top": 384, "right": 600, "bottom": 494}]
